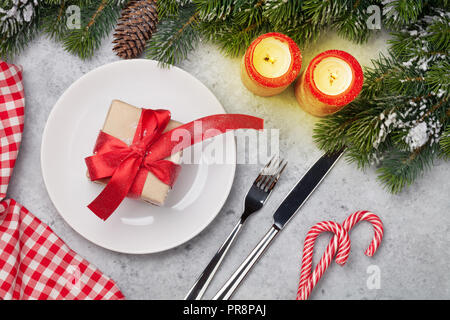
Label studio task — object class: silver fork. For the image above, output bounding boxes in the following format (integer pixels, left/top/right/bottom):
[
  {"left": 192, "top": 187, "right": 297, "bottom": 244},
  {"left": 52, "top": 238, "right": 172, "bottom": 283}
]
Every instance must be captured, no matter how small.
[{"left": 184, "top": 156, "right": 287, "bottom": 300}]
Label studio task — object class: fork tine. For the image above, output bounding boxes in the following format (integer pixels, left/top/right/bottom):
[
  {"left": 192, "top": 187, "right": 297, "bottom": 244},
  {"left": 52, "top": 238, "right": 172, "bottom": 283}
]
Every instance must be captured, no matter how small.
[
  {"left": 259, "top": 156, "right": 282, "bottom": 188},
  {"left": 254, "top": 156, "right": 273, "bottom": 184},
  {"left": 254, "top": 155, "right": 278, "bottom": 185},
  {"left": 261, "top": 158, "right": 287, "bottom": 192},
  {"left": 266, "top": 159, "right": 288, "bottom": 192}
]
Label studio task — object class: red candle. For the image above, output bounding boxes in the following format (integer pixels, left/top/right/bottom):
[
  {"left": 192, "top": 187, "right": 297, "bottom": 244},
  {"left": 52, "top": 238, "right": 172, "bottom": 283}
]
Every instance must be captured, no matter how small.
[
  {"left": 294, "top": 50, "right": 363, "bottom": 117},
  {"left": 241, "top": 32, "right": 302, "bottom": 97}
]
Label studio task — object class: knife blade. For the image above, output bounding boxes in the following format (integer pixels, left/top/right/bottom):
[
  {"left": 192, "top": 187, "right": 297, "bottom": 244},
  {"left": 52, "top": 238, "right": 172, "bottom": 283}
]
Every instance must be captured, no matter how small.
[
  {"left": 212, "top": 149, "right": 344, "bottom": 300},
  {"left": 273, "top": 149, "right": 344, "bottom": 229}
]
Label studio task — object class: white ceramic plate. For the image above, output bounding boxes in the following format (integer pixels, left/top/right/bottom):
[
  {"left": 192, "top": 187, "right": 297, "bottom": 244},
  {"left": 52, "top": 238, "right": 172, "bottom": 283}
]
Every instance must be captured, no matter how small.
[{"left": 41, "top": 60, "right": 236, "bottom": 254}]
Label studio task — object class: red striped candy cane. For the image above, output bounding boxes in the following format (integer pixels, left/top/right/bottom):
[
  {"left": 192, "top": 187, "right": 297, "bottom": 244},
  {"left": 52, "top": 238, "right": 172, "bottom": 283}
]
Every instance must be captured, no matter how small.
[
  {"left": 297, "top": 211, "right": 383, "bottom": 300},
  {"left": 342, "top": 210, "right": 383, "bottom": 257}
]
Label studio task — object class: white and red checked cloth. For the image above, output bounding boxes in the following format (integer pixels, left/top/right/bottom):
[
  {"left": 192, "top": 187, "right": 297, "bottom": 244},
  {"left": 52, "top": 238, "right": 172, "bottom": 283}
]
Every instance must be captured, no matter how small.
[
  {"left": 0, "top": 61, "right": 24, "bottom": 199},
  {"left": 0, "top": 199, "right": 125, "bottom": 299},
  {"left": 0, "top": 61, "right": 124, "bottom": 300}
]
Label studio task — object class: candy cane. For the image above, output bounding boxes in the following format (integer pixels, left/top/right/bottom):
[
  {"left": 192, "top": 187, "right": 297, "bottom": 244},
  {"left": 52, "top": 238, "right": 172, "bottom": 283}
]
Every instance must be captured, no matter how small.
[
  {"left": 341, "top": 210, "right": 383, "bottom": 257},
  {"left": 297, "top": 211, "right": 384, "bottom": 300}
]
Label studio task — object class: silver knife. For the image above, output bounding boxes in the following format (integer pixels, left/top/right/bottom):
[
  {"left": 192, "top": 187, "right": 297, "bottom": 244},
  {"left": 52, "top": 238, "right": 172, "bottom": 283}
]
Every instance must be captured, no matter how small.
[{"left": 212, "top": 149, "right": 344, "bottom": 300}]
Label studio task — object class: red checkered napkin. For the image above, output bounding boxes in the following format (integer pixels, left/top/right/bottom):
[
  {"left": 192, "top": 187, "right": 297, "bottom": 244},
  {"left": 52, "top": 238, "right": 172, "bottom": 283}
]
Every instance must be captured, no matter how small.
[
  {"left": 0, "top": 61, "right": 25, "bottom": 200},
  {"left": 0, "top": 61, "right": 124, "bottom": 300},
  {"left": 0, "top": 199, "right": 125, "bottom": 300}
]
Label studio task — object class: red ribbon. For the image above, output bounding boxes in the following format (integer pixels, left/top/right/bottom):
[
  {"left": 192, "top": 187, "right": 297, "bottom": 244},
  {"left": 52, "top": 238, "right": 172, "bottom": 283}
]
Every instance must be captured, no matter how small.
[{"left": 85, "top": 108, "right": 263, "bottom": 220}]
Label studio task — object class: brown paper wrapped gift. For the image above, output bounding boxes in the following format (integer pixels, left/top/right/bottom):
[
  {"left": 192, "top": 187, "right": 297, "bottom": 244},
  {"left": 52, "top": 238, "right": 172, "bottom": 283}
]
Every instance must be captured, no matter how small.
[{"left": 88, "top": 99, "right": 182, "bottom": 206}]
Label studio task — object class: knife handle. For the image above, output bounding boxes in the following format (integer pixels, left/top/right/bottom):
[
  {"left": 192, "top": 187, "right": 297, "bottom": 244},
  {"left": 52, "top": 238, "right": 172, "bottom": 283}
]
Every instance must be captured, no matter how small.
[
  {"left": 185, "top": 220, "right": 244, "bottom": 300},
  {"left": 212, "top": 225, "right": 280, "bottom": 300}
]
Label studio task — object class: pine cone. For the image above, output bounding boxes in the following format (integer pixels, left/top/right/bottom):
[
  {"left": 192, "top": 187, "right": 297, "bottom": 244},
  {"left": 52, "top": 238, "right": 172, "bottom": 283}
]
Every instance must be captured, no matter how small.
[{"left": 113, "top": 0, "right": 158, "bottom": 59}]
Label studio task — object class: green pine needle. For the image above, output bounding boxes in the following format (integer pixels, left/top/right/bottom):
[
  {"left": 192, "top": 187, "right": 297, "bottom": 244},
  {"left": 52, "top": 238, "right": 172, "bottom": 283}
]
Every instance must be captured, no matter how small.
[
  {"left": 376, "top": 144, "right": 436, "bottom": 194},
  {"left": 383, "top": 0, "right": 423, "bottom": 29},
  {"left": 441, "top": 126, "right": 450, "bottom": 158},
  {"left": 62, "top": 0, "right": 123, "bottom": 59},
  {"left": 146, "top": 3, "right": 200, "bottom": 66},
  {"left": 263, "top": 0, "right": 302, "bottom": 27},
  {"left": 194, "top": 0, "right": 234, "bottom": 22}
]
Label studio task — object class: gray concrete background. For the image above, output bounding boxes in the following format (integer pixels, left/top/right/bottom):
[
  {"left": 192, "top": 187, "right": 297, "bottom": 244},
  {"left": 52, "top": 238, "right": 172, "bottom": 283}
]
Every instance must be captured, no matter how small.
[{"left": 6, "top": 30, "right": 450, "bottom": 299}]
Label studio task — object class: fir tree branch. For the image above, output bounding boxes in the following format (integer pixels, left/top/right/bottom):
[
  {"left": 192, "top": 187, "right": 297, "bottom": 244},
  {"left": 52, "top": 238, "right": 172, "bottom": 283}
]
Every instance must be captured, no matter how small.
[
  {"left": 441, "top": 125, "right": 450, "bottom": 158},
  {"left": 263, "top": 0, "right": 302, "bottom": 27},
  {"left": 194, "top": 0, "right": 234, "bottom": 22},
  {"left": 201, "top": 19, "right": 268, "bottom": 57},
  {"left": 314, "top": 3, "right": 449, "bottom": 193},
  {"left": 62, "top": 0, "right": 123, "bottom": 59},
  {"left": 419, "top": 97, "right": 448, "bottom": 122},
  {"left": 40, "top": 0, "right": 69, "bottom": 40},
  {"left": 302, "top": 0, "right": 342, "bottom": 25},
  {"left": 334, "top": 9, "right": 371, "bottom": 44},
  {"left": 233, "top": 0, "right": 265, "bottom": 28},
  {"left": 426, "top": 10, "right": 450, "bottom": 51},
  {"left": 0, "top": 0, "right": 41, "bottom": 59},
  {"left": 0, "top": 0, "right": 40, "bottom": 37},
  {"left": 383, "top": 0, "right": 424, "bottom": 29},
  {"left": 0, "top": 16, "right": 40, "bottom": 60},
  {"left": 279, "top": 17, "right": 322, "bottom": 48},
  {"left": 146, "top": 3, "right": 200, "bottom": 66},
  {"left": 376, "top": 143, "right": 436, "bottom": 194},
  {"left": 426, "top": 59, "right": 450, "bottom": 96},
  {"left": 159, "top": 0, "right": 191, "bottom": 19}
]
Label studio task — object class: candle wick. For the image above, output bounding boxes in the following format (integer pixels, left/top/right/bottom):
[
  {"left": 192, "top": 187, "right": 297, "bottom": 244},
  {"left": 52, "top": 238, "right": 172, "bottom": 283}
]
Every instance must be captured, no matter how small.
[
  {"left": 329, "top": 72, "right": 337, "bottom": 85},
  {"left": 264, "top": 55, "right": 276, "bottom": 64}
]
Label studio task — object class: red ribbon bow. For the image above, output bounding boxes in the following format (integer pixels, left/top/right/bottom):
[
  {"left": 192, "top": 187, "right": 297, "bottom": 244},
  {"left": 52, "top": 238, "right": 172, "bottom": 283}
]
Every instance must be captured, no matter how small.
[{"left": 85, "top": 108, "right": 263, "bottom": 221}]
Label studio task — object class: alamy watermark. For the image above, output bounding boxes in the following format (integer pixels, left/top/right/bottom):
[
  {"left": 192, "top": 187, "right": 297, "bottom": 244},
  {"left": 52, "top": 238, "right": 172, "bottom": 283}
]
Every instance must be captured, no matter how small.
[
  {"left": 366, "top": 5, "right": 382, "bottom": 30},
  {"left": 168, "top": 122, "right": 280, "bottom": 166},
  {"left": 65, "top": 265, "right": 81, "bottom": 291},
  {"left": 366, "top": 265, "right": 381, "bottom": 290},
  {"left": 64, "top": 4, "right": 384, "bottom": 31},
  {"left": 66, "top": 5, "right": 81, "bottom": 30}
]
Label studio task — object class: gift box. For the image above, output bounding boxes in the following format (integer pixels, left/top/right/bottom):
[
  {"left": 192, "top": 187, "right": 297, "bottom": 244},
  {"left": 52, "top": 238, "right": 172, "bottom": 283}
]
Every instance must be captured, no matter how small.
[
  {"left": 87, "top": 100, "right": 182, "bottom": 206},
  {"left": 85, "top": 100, "right": 264, "bottom": 221}
]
